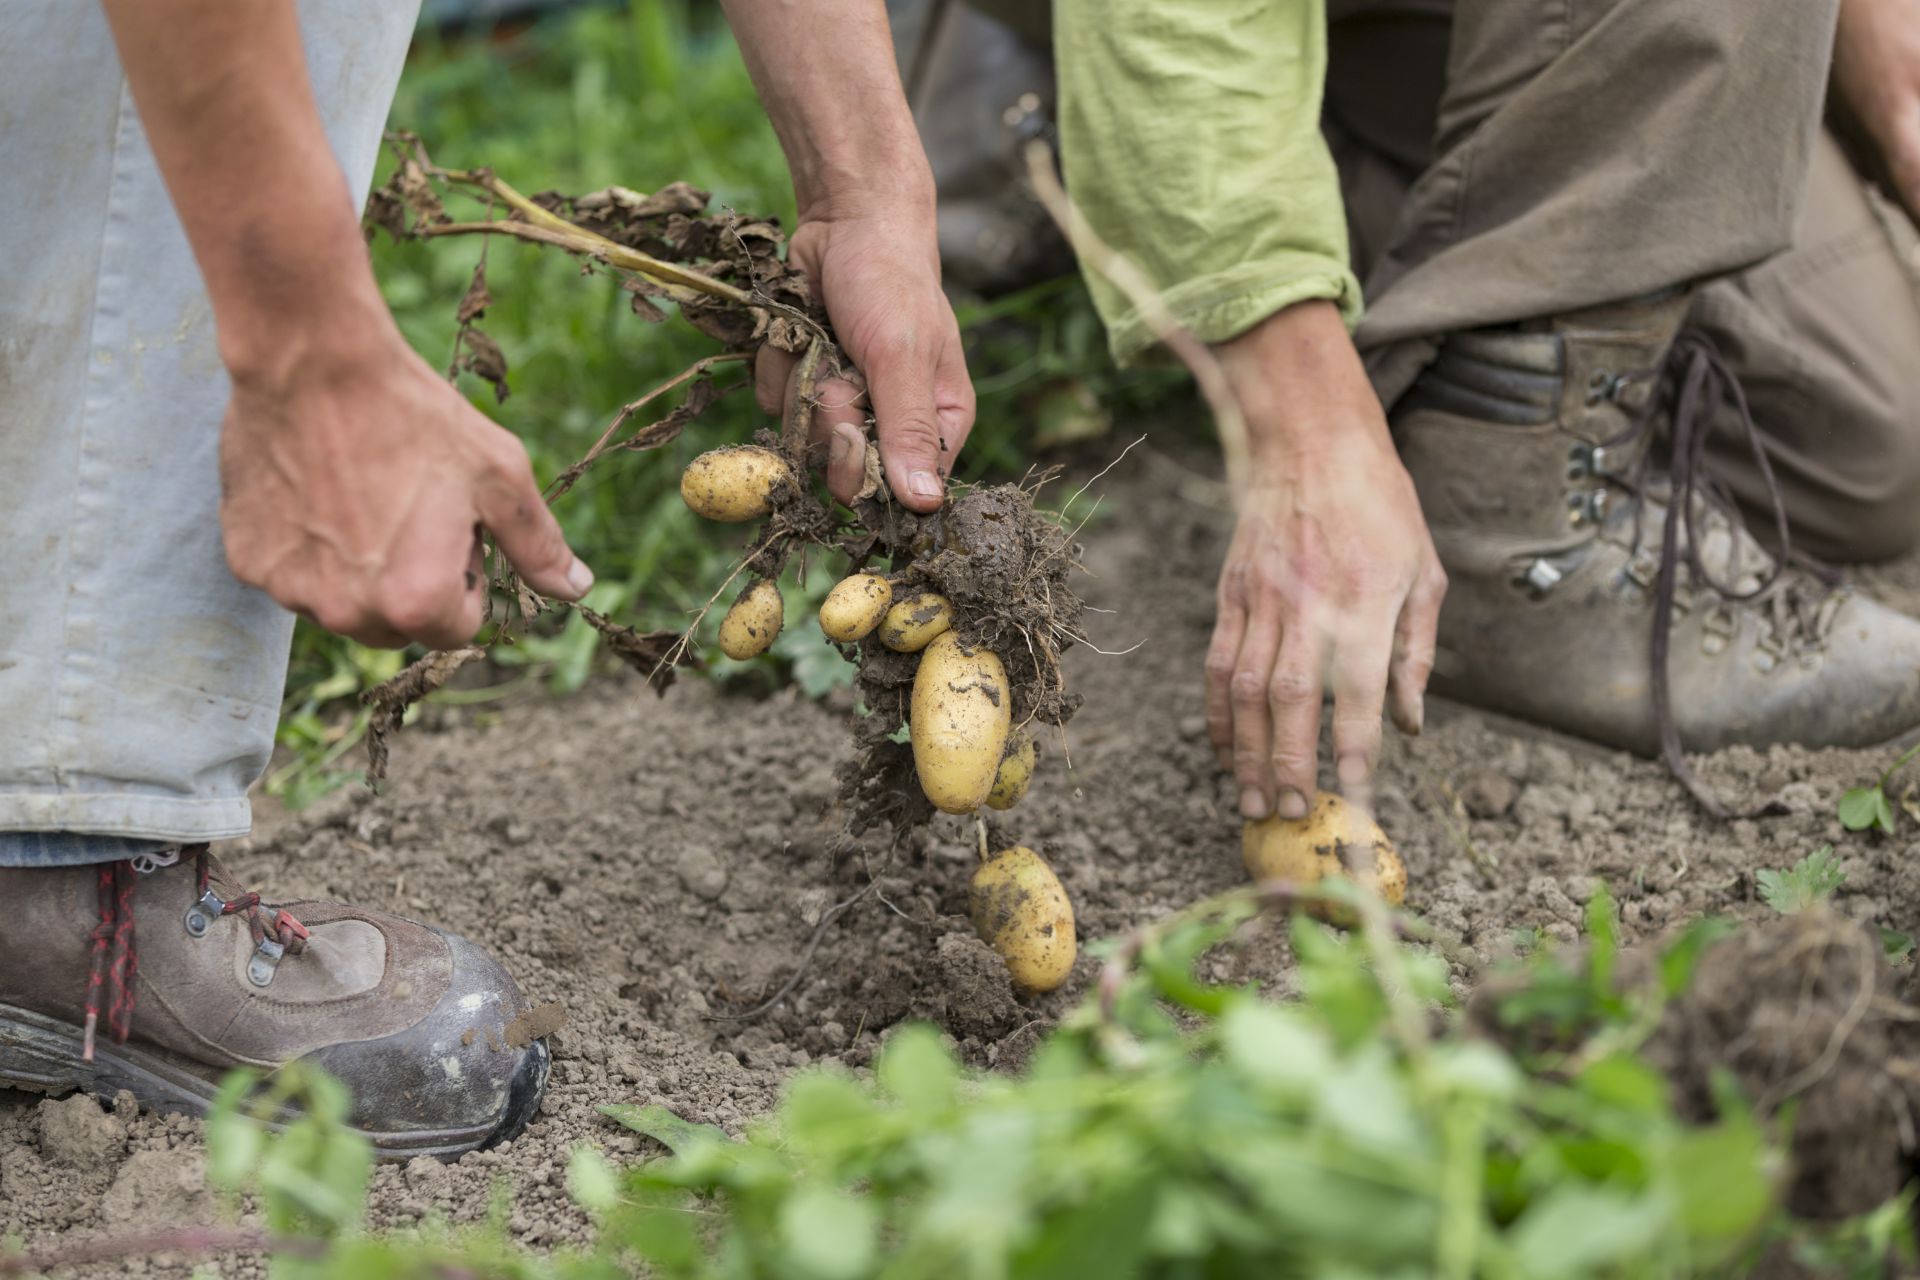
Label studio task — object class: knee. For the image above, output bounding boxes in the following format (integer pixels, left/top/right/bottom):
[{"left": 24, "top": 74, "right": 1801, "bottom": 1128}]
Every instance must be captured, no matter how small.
[{"left": 1793, "top": 401, "right": 1920, "bottom": 565}]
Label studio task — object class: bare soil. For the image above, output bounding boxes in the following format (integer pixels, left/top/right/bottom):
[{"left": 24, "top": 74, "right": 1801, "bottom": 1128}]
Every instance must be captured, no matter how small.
[{"left": 6, "top": 443, "right": 1920, "bottom": 1274}]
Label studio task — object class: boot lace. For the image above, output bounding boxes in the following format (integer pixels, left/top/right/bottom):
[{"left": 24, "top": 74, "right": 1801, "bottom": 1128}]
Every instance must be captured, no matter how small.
[
  {"left": 81, "top": 844, "right": 309, "bottom": 1062},
  {"left": 1599, "top": 330, "right": 1840, "bottom": 817}
]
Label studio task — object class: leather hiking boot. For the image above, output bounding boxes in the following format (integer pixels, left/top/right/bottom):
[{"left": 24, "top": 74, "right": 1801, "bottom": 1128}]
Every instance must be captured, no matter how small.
[
  {"left": 0, "top": 846, "right": 548, "bottom": 1158},
  {"left": 1395, "top": 292, "right": 1920, "bottom": 800}
]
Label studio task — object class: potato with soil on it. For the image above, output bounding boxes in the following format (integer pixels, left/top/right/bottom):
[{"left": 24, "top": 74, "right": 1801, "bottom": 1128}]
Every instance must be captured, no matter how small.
[
  {"left": 986, "top": 728, "right": 1037, "bottom": 811},
  {"left": 878, "top": 591, "right": 953, "bottom": 653},
  {"left": 910, "top": 631, "right": 1011, "bottom": 814},
  {"left": 1243, "top": 791, "right": 1408, "bottom": 924},
  {"left": 818, "top": 573, "right": 892, "bottom": 643},
  {"left": 969, "top": 845, "right": 1076, "bottom": 993},
  {"left": 679, "top": 445, "right": 791, "bottom": 523},
  {"left": 718, "top": 578, "right": 784, "bottom": 660}
]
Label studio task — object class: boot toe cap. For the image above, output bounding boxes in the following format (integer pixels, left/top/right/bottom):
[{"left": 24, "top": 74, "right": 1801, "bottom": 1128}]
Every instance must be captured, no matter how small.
[{"left": 299, "top": 929, "right": 550, "bottom": 1159}]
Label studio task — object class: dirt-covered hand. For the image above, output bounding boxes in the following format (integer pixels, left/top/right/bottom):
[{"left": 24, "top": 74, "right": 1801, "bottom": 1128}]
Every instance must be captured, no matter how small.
[
  {"left": 219, "top": 312, "right": 593, "bottom": 650},
  {"left": 1204, "top": 301, "right": 1446, "bottom": 820},
  {"left": 1836, "top": 0, "right": 1920, "bottom": 217},
  {"left": 754, "top": 213, "right": 974, "bottom": 512}
]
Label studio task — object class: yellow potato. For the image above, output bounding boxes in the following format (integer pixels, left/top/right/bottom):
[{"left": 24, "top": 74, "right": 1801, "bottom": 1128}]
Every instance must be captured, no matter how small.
[
  {"left": 1242, "top": 791, "right": 1408, "bottom": 925},
  {"left": 717, "top": 578, "right": 784, "bottom": 660},
  {"left": 818, "top": 573, "right": 893, "bottom": 643},
  {"left": 909, "top": 631, "right": 1011, "bottom": 814},
  {"left": 679, "top": 446, "right": 791, "bottom": 523},
  {"left": 878, "top": 592, "right": 953, "bottom": 653},
  {"left": 985, "top": 728, "right": 1037, "bottom": 811},
  {"left": 969, "top": 846, "right": 1076, "bottom": 993}
]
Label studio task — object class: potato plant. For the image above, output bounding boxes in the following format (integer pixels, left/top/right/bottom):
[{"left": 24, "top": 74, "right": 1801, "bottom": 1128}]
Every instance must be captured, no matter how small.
[{"left": 358, "top": 136, "right": 1088, "bottom": 850}]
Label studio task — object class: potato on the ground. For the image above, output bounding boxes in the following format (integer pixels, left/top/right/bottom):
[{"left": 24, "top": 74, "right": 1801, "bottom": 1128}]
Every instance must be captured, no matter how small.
[
  {"left": 818, "top": 573, "right": 892, "bottom": 643},
  {"left": 986, "top": 728, "right": 1036, "bottom": 811},
  {"left": 878, "top": 592, "right": 953, "bottom": 653},
  {"left": 679, "top": 446, "right": 790, "bottom": 523},
  {"left": 1242, "top": 791, "right": 1408, "bottom": 924},
  {"left": 718, "top": 578, "right": 784, "bottom": 660},
  {"left": 910, "top": 631, "right": 1011, "bottom": 814},
  {"left": 969, "top": 846, "right": 1076, "bottom": 993}
]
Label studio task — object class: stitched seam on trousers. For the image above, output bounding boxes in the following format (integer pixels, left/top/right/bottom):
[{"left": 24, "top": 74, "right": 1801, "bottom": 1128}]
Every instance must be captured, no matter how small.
[{"left": 53, "top": 75, "right": 140, "bottom": 796}]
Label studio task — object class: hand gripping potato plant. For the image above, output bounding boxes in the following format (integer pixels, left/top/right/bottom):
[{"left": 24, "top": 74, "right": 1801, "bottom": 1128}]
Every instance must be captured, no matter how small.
[{"left": 362, "top": 134, "right": 1090, "bottom": 990}]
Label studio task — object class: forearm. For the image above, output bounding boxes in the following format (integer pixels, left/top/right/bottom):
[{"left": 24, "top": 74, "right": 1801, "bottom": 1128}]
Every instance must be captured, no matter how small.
[
  {"left": 1057, "top": 0, "right": 1361, "bottom": 365},
  {"left": 98, "top": 0, "right": 386, "bottom": 376},
  {"left": 1216, "top": 300, "right": 1388, "bottom": 465},
  {"left": 718, "top": 0, "right": 933, "bottom": 222}
]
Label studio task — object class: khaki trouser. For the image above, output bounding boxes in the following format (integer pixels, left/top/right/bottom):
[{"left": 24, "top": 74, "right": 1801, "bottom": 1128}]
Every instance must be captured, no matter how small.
[{"left": 942, "top": 0, "right": 1920, "bottom": 562}]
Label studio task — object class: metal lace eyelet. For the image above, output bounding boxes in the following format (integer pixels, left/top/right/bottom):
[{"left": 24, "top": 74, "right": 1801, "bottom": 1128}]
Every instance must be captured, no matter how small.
[
  {"left": 247, "top": 937, "right": 286, "bottom": 988},
  {"left": 183, "top": 888, "right": 224, "bottom": 939},
  {"left": 1516, "top": 558, "right": 1564, "bottom": 597},
  {"left": 1567, "top": 488, "right": 1609, "bottom": 528}
]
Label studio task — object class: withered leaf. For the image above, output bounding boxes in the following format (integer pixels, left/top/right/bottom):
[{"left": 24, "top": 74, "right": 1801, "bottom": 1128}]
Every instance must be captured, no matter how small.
[
  {"left": 363, "top": 647, "right": 485, "bottom": 784},
  {"left": 577, "top": 608, "right": 698, "bottom": 696},
  {"left": 617, "top": 376, "right": 723, "bottom": 454},
  {"left": 456, "top": 327, "right": 510, "bottom": 402},
  {"left": 681, "top": 298, "right": 763, "bottom": 348},
  {"left": 621, "top": 276, "right": 670, "bottom": 324},
  {"left": 456, "top": 263, "right": 493, "bottom": 324}
]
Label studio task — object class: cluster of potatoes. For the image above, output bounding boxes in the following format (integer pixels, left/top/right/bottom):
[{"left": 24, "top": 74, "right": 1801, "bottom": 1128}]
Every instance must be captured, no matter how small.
[
  {"left": 682, "top": 446, "right": 1410, "bottom": 995},
  {"left": 683, "top": 445, "right": 1072, "bottom": 991}
]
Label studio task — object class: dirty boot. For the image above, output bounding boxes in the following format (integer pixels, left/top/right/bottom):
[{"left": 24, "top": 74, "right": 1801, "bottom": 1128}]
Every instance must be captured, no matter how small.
[
  {"left": 1395, "top": 292, "right": 1920, "bottom": 804},
  {"left": 0, "top": 846, "right": 548, "bottom": 1158}
]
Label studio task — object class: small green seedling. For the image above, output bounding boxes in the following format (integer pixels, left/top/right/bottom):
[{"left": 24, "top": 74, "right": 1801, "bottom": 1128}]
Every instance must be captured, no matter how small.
[
  {"left": 1757, "top": 846, "right": 1846, "bottom": 915},
  {"left": 1839, "top": 741, "right": 1920, "bottom": 836}
]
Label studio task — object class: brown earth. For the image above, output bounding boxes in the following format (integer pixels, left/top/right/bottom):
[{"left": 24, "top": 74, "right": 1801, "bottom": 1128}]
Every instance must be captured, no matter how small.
[{"left": 6, "top": 443, "right": 1920, "bottom": 1274}]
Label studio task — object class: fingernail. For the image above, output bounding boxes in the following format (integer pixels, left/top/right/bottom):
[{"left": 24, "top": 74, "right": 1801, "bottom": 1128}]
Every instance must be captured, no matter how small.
[
  {"left": 1411, "top": 700, "right": 1425, "bottom": 735},
  {"left": 909, "top": 469, "right": 941, "bottom": 499},
  {"left": 1337, "top": 755, "right": 1369, "bottom": 788},
  {"left": 1239, "top": 787, "right": 1269, "bottom": 820},
  {"left": 830, "top": 426, "right": 858, "bottom": 465},
  {"left": 1276, "top": 787, "right": 1309, "bottom": 820},
  {"left": 566, "top": 557, "right": 595, "bottom": 598}
]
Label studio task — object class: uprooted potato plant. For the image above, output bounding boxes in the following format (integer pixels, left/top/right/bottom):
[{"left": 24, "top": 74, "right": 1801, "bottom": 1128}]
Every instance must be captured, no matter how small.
[{"left": 359, "top": 132, "right": 1087, "bottom": 843}]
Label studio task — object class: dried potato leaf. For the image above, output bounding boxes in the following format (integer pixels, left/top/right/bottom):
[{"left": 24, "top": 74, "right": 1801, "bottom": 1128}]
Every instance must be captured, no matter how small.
[
  {"left": 577, "top": 608, "right": 698, "bottom": 695},
  {"left": 456, "top": 328, "right": 510, "bottom": 402},
  {"left": 456, "top": 263, "right": 493, "bottom": 325},
  {"left": 364, "top": 647, "right": 486, "bottom": 784}
]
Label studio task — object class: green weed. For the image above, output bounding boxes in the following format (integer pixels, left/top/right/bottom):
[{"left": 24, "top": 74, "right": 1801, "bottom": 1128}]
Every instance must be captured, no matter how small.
[{"left": 1755, "top": 846, "right": 1846, "bottom": 915}]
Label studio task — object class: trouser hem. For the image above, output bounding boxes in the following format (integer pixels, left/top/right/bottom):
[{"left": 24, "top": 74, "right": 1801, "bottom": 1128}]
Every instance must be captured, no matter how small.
[{"left": 0, "top": 795, "right": 251, "bottom": 845}]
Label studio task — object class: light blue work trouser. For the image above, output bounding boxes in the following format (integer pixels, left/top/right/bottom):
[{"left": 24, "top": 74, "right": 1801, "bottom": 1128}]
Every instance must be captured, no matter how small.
[{"left": 0, "top": 1, "right": 421, "bottom": 866}]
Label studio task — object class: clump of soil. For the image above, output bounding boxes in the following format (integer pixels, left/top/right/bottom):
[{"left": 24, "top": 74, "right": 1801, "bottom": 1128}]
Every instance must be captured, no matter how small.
[{"left": 1646, "top": 912, "right": 1920, "bottom": 1220}]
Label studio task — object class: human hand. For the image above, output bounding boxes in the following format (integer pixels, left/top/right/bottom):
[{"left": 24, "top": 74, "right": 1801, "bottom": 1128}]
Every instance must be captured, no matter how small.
[
  {"left": 1204, "top": 301, "right": 1446, "bottom": 820},
  {"left": 218, "top": 301, "right": 593, "bottom": 650},
  {"left": 1835, "top": 0, "right": 1920, "bottom": 216},
  {"left": 754, "top": 208, "right": 974, "bottom": 512}
]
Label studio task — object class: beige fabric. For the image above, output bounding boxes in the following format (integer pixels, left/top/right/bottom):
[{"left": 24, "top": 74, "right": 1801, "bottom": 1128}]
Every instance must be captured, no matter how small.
[{"left": 1326, "top": 0, "right": 1920, "bottom": 563}]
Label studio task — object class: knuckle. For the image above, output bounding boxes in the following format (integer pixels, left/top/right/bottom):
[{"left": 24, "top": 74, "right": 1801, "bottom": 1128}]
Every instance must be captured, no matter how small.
[
  {"left": 1229, "top": 670, "right": 1267, "bottom": 707},
  {"left": 1203, "top": 647, "right": 1239, "bottom": 681},
  {"left": 1267, "top": 666, "right": 1318, "bottom": 707},
  {"left": 1269, "top": 747, "right": 1315, "bottom": 783}
]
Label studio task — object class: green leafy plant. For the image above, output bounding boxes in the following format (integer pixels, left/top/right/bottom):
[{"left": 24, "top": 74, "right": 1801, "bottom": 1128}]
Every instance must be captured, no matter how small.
[
  {"left": 1756, "top": 846, "right": 1847, "bottom": 914},
  {"left": 1838, "top": 741, "right": 1920, "bottom": 835},
  {"left": 18, "top": 886, "right": 1894, "bottom": 1280}
]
